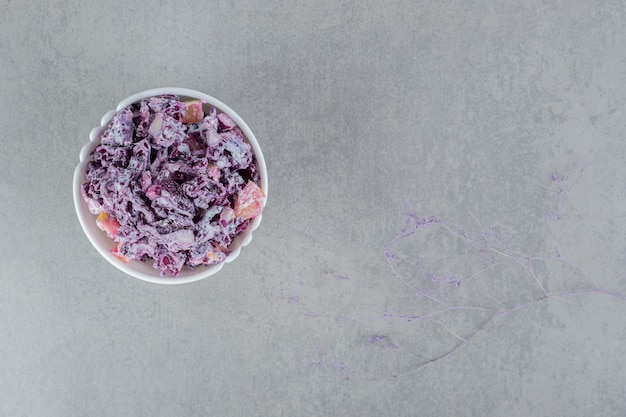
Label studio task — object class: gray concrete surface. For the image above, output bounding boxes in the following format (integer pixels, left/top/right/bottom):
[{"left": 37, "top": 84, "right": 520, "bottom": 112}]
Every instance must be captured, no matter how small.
[{"left": 1, "top": 0, "right": 626, "bottom": 415}]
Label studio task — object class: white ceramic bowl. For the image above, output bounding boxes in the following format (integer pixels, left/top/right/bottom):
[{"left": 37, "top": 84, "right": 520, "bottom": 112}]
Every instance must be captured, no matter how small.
[{"left": 73, "top": 88, "right": 268, "bottom": 284}]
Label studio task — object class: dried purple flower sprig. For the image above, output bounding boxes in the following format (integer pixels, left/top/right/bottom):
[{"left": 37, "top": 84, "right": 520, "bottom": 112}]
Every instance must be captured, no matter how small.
[{"left": 281, "top": 167, "right": 625, "bottom": 380}]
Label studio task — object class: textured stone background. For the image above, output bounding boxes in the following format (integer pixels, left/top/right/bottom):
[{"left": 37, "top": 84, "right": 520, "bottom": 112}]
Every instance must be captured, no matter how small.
[{"left": 1, "top": 0, "right": 625, "bottom": 415}]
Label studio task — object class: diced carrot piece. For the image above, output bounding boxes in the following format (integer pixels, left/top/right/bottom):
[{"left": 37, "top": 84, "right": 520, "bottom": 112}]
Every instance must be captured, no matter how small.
[
  {"left": 182, "top": 100, "right": 204, "bottom": 124},
  {"left": 234, "top": 181, "right": 265, "bottom": 221},
  {"left": 111, "top": 242, "right": 130, "bottom": 263},
  {"left": 96, "top": 212, "right": 120, "bottom": 239}
]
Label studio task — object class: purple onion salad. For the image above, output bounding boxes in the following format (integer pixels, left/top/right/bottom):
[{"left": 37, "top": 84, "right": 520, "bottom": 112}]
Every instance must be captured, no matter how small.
[{"left": 81, "top": 95, "right": 265, "bottom": 277}]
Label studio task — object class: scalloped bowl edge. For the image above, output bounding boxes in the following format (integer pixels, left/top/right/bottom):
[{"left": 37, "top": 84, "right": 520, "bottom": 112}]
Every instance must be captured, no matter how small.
[{"left": 73, "top": 88, "right": 268, "bottom": 284}]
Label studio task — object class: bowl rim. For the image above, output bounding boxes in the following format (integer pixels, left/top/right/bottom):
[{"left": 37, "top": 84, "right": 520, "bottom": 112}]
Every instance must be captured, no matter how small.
[{"left": 73, "top": 87, "right": 268, "bottom": 285}]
